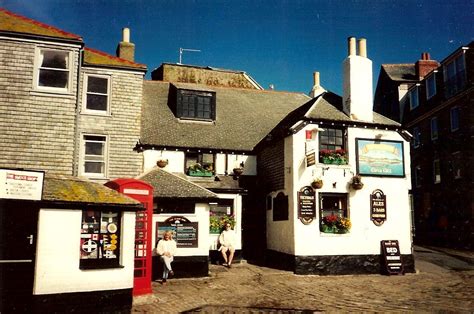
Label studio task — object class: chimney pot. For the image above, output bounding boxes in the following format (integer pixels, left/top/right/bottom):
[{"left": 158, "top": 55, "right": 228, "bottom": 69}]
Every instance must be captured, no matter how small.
[
  {"left": 358, "top": 38, "right": 367, "bottom": 58},
  {"left": 348, "top": 37, "right": 356, "bottom": 56},
  {"left": 313, "top": 71, "right": 320, "bottom": 87},
  {"left": 122, "top": 28, "right": 130, "bottom": 43}
]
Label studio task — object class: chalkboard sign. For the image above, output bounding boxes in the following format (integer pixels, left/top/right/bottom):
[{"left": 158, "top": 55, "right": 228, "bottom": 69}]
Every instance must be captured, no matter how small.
[{"left": 381, "top": 240, "right": 404, "bottom": 275}]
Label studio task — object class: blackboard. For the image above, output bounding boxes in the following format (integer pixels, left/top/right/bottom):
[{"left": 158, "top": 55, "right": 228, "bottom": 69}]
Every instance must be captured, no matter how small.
[{"left": 381, "top": 240, "right": 404, "bottom": 275}]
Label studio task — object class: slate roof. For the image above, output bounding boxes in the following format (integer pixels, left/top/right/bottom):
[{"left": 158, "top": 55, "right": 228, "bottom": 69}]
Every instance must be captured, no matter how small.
[
  {"left": 84, "top": 47, "right": 147, "bottom": 71},
  {"left": 0, "top": 8, "right": 82, "bottom": 42},
  {"left": 140, "top": 81, "right": 311, "bottom": 151},
  {"left": 137, "top": 167, "right": 218, "bottom": 199},
  {"left": 381, "top": 64, "right": 418, "bottom": 82},
  {"left": 42, "top": 174, "right": 141, "bottom": 208}
]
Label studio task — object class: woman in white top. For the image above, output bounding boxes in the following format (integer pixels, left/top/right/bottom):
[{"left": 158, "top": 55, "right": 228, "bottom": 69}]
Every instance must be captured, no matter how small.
[
  {"left": 156, "top": 230, "right": 177, "bottom": 284},
  {"left": 218, "top": 223, "right": 236, "bottom": 268}
]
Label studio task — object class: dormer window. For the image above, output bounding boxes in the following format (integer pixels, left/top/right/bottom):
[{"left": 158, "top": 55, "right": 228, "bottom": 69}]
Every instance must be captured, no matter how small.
[{"left": 177, "top": 89, "right": 215, "bottom": 121}]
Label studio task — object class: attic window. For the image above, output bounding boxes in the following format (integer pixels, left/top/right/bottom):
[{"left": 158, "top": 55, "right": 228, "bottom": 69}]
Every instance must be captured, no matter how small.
[{"left": 177, "top": 89, "right": 215, "bottom": 121}]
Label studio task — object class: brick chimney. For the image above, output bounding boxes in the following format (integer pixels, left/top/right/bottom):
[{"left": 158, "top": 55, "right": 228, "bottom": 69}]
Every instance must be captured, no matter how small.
[
  {"left": 342, "top": 37, "right": 373, "bottom": 122},
  {"left": 116, "top": 27, "right": 135, "bottom": 62},
  {"left": 309, "top": 71, "right": 326, "bottom": 98},
  {"left": 415, "top": 52, "right": 439, "bottom": 79}
]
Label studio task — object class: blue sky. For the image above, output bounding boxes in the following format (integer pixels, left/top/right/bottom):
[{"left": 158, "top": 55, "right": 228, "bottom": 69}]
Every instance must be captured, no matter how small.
[{"left": 2, "top": 0, "right": 473, "bottom": 95}]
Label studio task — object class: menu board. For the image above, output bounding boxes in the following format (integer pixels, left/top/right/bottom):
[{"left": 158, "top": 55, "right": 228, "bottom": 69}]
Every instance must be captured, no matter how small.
[{"left": 381, "top": 240, "right": 404, "bottom": 275}]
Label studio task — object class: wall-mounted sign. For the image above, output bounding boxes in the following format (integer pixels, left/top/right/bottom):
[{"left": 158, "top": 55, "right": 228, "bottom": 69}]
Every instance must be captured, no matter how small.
[
  {"left": 156, "top": 216, "right": 198, "bottom": 248},
  {"left": 370, "top": 189, "right": 387, "bottom": 226},
  {"left": 306, "top": 152, "right": 316, "bottom": 167},
  {"left": 298, "top": 186, "right": 316, "bottom": 224},
  {"left": 356, "top": 139, "right": 405, "bottom": 177},
  {"left": 381, "top": 240, "right": 404, "bottom": 275},
  {"left": 0, "top": 169, "right": 44, "bottom": 201}
]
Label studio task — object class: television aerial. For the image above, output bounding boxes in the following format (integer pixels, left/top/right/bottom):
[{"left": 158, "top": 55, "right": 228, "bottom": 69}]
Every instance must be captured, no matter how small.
[{"left": 178, "top": 48, "right": 201, "bottom": 64}]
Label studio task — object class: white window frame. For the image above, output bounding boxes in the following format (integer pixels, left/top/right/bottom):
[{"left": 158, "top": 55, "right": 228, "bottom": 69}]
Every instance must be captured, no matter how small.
[
  {"left": 425, "top": 73, "right": 437, "bottom": 100},
  {"left": 82, "top": 74, "right": 111, "bottom": 115},
  {"left": 433, "top": 159, "right": 441, "bottom": 184},
  {"left": 450, "top": 106, "right": 460, "bottom": 132},
  {"left": 430, "top": 117, "right": 438, "bottom": 140},
  {"left": 413, "top": 127, "right": 421, "bottom": 148},
  {"left": 409, "top": 86, "right": 419, "bottom": 110},
  {"left": 80, "top": 134, "right": 108, "bottom": 178},
  {"left": 33, "top": 47, "right": 72, "bottom": 93}
]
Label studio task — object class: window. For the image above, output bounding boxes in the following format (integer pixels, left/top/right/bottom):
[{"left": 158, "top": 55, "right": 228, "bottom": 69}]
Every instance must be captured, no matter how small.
[
  {"left": 426, "top": 74, "right": 437, "bottom": 99},
  {"left": 319, "top": 193, "right": 349, "bottom": 234},
  {"left": 35, "top": 48, "right": 71, "bottom": 92},
  {"left": 185, "top": 152, "right": 214, "bottom": 177},
  {"left": 433, "top": 159, "right": 441, "bottom": 183},
  {"left": 273, "top": 192, "right": 289, "bottom": 221},
  {"left": 430, "top": 117, "right": 438, "bottom": 140},
  {"left": 177, "top": 90, "right": 215, "bottom": 120},
  {"left": 414, "top": 166, "right": 422, "bottom": 187},
  {"left": 84, "top": 74, "right": 110, "bottom": 114},
  {"left": 451, "top": 151, "right": 462, "bottom": 179},
  {"left": 413, "top": 127, "right": 421, "bottom": 148},
  {"left": 210, "top": 199, "right": 234, "bottom": 233},
  {"left": 444, "top": 53, "right": 467, "bottom": 98},
  {"left": 319, "top": 127, "right": 347, "bottom": 164},
  {"left": 82, "top": 135, "right": 107, "bottom": 178},
  {"left": 450, "top": 107, "right": 460, "bottom": 132},
  {"left": 80, "top": 210, "right": 121, "bottom": 269},
  {"left": 409, "top": 86, "right": 419, "bottom": 110}
]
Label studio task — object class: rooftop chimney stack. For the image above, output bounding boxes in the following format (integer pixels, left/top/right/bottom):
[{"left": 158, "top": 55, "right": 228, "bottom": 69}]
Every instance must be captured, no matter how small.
[
  {"left": 342, "top": 36, "right": 373, "bottom": 122},
  {"left": 309, "top": 71, "right": 326, "bottom": 98},
  {"left": 116, "top": 27, "right": 135, "bottom": 62},
  {"left": 415, "top": 52, "right": 439, "bottom": 79}
]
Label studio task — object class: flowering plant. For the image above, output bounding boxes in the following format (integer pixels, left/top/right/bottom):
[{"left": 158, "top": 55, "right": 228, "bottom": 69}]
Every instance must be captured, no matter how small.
[
  {"left": 319, "top": 149, "right": 348, "bottom": 165},
  {"left": 209, "top": 213, "right": 236, "bottom": 233},
  {"left": 321, "top": 214, "right": 351, "bottom": 233}
]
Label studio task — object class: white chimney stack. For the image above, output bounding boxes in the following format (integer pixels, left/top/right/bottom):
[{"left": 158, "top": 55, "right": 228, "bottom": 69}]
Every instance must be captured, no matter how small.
[
  {"left": 342, "top": 36, "right": 373, "bottom": 122},
  {"left": 122, "top": 27, "right": 130, "bottom": 43},
  {"left": 309, "top": 71, "right": 326, "bottom": 98}
]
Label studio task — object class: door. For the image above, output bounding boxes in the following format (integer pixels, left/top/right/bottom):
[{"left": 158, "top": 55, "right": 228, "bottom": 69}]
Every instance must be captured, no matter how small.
[{"left": 0, "top": 200, "right": 38, "bottom": 313}]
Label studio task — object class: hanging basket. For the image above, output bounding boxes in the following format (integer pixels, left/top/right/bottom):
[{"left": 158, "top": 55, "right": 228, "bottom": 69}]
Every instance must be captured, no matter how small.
[
  {"left": 157, "top": 159, "right": 168, "bottom": 168},
  {"left": 311, "top": 181, "right": 323, "bottom": 189},
  {"left": 351, "top": 182, "right": 364, "bottom": 190},
  {"left": 233, "top": 167, "right": 244, "bottom": 176}
]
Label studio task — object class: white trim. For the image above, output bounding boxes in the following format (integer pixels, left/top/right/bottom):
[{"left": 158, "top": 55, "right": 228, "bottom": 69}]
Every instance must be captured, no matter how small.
[
  {"left": 0, "top": 35, "right": 82, "bottom": 48},
  {"left": 82, "top": 73, "right": 111, "bottom": 115},
  {"left": 81, "top": 66, "right": 146, "bottom": 76},
  {"left": 79, "top": 133, "right": 109, "bottom": 179},
  {"left": 433, "top": 159, "right": 441, "bottom": 184},
  {"left": 33, "top": 46, "right": 73, "bottom": 94},
  {"left": 425, "top": 73, "right": 437, "bottom": 100}
]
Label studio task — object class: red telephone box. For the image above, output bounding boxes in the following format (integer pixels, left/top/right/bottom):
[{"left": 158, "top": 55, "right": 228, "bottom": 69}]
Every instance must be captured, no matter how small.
[{"left": 105, "top": 179, "right": 153, "bottom": 296}]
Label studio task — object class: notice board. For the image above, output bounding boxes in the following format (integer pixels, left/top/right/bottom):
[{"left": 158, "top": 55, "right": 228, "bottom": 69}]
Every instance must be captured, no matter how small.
[{"left": 381, "top": 240, "right": 404, "bottom": 275}]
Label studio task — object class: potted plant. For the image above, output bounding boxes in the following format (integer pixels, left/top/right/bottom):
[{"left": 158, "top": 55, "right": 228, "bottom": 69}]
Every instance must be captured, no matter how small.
[
  {"left": 233, "top": 161, "right": 245, "bottom": 176},
  {"left": 319, "top": 149, "right": 348, "bottom": 165},
  {"left": 311, "top": 177, "right": 323, "bottom": 189},
  {"left": 209, "top": 213, "right": 236, "bottom": 233},
  {"left": 351, "top": 174, "right": 364, "bottom": 190},
  {"left": 321, "top": 214, "right": 351, "bottom": 233},
  {"left": 156, "top": 158, "right": 168, "bottom": 168}
]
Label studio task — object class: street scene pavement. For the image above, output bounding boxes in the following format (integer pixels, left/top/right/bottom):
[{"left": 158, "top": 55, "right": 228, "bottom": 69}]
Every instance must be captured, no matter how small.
[{"left": 132, "top": 246, "right": 473, "bottom": 313}]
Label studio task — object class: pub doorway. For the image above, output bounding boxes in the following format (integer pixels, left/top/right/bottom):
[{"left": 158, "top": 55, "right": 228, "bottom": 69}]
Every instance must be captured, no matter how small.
[
  {"left": 0, "top": 200, "right": 38, "bottom": 312},
  {"left": 241, "top": 192, "right": 266, "bottom": 265}
]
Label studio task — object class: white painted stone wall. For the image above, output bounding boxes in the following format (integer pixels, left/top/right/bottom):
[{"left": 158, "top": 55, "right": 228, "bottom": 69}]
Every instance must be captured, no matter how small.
[
  {"left": 267, "top": 123, "right": 413, "bottom": 257},
  {"left": 33, "top": 209, "right": 136, "bottom": 294}
]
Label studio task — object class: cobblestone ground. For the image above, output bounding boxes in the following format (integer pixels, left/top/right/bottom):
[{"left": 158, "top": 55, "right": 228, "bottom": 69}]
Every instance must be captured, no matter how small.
[{"left": 132, "top": 252, "right": 473, "bottom": 313}]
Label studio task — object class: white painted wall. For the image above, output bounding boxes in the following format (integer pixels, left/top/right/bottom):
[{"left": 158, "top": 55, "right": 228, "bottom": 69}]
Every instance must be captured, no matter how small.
[
  {"left": 142, "top": 149, "right": 257, "bottom": 175},
  {"left": 33, "top": 209, "right": 136, "bottom": 295},
  {"left": 266, "top": 123, "right": 413, "bottom": 258}
]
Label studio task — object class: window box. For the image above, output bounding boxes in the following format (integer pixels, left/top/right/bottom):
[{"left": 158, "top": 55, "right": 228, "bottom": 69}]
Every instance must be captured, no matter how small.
[
  {"left": 321, "top": 214, "right": 351, "bottom": 234},
  {"left": 188, "top": 169, "right": 213, "bottom": 177},
  {"left": 320, "top": 149, "right": 348, "bottom": 165}
]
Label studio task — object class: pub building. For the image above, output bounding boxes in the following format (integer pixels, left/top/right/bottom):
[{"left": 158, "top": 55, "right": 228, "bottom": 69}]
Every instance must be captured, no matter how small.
[
  {"left": 0, "top": 170, "right": 143, "bottom": 313},
  {"left": 260, "top": 38, "right": 415, "bottom": 274}
]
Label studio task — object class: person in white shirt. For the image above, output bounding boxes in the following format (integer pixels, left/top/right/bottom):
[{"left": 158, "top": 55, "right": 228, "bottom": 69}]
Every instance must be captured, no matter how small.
[
  {"left": 218, "top": 223, "right": 236, "bottom": 268},
  {"left": 156, "top": 231, "right": 177, "bottom": 284}
]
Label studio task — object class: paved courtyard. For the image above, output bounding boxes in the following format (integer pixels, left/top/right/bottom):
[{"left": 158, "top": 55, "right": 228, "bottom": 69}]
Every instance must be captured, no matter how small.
[{"left": 132, "top": 247, "right": 473, "bottom": 313}]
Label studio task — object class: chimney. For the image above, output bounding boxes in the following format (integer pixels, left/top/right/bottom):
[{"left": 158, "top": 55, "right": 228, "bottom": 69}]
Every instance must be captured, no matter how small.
[
  {"left": 116, "top": 27, "right": 135, "bottom": 62},
  {"left": 309, "top": 71, "right": 326, "bottom": 98},
  {"left": 415, "top": 52, "right": 439, "bottom": 79},
  {"left": 342, "top": 36, "right": 373, "bottom": 122}
]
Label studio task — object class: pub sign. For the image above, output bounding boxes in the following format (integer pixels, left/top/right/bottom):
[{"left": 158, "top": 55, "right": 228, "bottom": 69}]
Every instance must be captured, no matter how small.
[
  {"left": 298, "top": 186, "right": 316, "bottom": 224},
  {"left": 156, "top": 216, "right": 198, "bottom": 248},
  {"left": 370, "top": 189, "right": 386, "bottom": 226}
]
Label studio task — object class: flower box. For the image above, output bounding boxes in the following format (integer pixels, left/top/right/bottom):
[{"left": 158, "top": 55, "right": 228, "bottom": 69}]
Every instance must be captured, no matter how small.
[
  {"left": 320, "top": 149, "right": 348, "bottom": 165},
  {"left": 321, "top": 214, "right": 351, "bottom": 234},
  {"left": 188, "top": 169, "right": 213, "bottom": 177}
]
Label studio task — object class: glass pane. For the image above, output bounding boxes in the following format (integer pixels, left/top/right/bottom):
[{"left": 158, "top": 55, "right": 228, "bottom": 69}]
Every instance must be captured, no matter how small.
[
  {"left": 85, "top": 161, "right": 103, "bottom": 173},
  {"left": 87, "top": 94, "right": 108, "bottom": 111},
  {"left": 85, "top": 142, "right": 104, "bottom": 156},
  {"left": 335, "top": 129, "right": 343, "bottom": 137},
  {"left": 88, "top": 76, "right": 108, "bottom": 94},
  {"left": 39, "top": 69, "right": 68, "bottom": 88},
  {"left": 41, "top": 50, "right": 68, "bottom": 69},
  {"left": 328, "top": 129, "right": 335, "bottom": 136},
  {"left": 335, "top": 137, "right": 343, "bottom": 145}
]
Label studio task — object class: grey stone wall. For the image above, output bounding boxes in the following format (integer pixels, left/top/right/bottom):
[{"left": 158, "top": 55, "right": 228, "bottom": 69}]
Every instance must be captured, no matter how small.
[
  {"left": 77, "top": 67, "right": 144, "bottom": 181},
  {"left": 0, "top": 39, "right": 79, "bottom": 175}
]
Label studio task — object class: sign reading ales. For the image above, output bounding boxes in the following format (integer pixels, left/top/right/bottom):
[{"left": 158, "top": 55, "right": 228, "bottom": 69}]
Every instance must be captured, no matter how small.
[{"left": 370, "top": 189, "right": 386, "bottom": 226}]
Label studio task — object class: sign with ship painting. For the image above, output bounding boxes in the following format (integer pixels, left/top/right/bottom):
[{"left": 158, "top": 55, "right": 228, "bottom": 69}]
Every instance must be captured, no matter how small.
[{"left": 355, "top": 139, "right": 405, "bottom": 177}]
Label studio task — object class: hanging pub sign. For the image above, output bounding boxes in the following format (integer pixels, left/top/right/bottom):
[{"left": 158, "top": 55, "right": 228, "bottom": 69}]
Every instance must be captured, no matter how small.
[
  {"left": 306, "top": 152, "right": 316, "bottom": 167},
  {"left": 156, "top": 216, "right": 198, "bottom": 248},
  {"left": 370, "top": 189, "right": 387, "bottom": 226},
  {"left": 381, "top": 240, "right": 404, "bottom": 275},
  {"left": 298, "top": 186, "right": 316, "bottom": 224}
]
